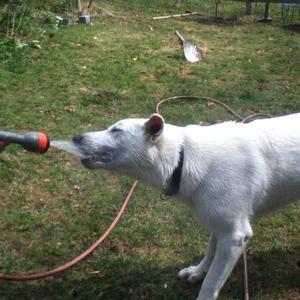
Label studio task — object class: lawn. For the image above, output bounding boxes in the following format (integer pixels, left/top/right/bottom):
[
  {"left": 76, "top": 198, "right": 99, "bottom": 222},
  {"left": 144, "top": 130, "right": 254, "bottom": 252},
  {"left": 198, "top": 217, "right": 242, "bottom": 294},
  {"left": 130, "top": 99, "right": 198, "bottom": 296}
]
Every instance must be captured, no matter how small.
[{"left": 0, "top": 0, "right": 299, "bottom": 299}]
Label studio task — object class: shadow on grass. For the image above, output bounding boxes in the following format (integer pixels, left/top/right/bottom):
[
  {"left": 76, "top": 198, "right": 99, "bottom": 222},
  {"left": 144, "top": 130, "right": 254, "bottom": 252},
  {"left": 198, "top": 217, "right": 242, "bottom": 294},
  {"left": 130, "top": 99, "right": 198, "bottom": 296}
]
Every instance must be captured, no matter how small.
[
  {"left": 0, "top": 245, "right": 299, "bottom": 300},
  {"left": 246, "top": 245, "right": 300, "bottom": 299},
  {"left": 198, "top": 16, "right": 241, "bottom": 26},
  {"left": 283, "top": 24, "right": 300, "bottom": 34},
  {"left": 177, "top": 15, "right": 241, "bottom": 27}
]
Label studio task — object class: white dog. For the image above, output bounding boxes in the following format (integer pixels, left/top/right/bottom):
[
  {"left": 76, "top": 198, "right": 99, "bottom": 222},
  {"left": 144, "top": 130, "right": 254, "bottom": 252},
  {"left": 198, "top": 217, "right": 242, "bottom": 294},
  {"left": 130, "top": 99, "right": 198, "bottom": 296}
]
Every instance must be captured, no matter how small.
[{"left": 71, "top": 113, "right": 300, "bottom": 300}]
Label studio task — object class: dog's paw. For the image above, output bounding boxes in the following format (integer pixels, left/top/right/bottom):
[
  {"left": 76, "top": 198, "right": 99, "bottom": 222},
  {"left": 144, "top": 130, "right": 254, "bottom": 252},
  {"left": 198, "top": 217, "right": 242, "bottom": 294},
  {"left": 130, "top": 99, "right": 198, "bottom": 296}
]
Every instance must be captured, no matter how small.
[{"left": 178, "top": 265, "right": 206, "bottom": 283}]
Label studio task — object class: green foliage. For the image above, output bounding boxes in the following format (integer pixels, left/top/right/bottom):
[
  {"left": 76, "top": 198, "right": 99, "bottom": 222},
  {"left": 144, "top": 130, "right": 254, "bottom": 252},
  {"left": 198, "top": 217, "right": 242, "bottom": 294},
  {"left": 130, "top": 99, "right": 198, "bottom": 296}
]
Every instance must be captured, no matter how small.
[
  {"left": 0, "top": 0, "right": 30, "bottom": 38},
  {"left": 27, "top": 0, "right": 74, "bottom": 11},
  {"left": 0, "top": 0, "right": 75, "bottom": 40}
]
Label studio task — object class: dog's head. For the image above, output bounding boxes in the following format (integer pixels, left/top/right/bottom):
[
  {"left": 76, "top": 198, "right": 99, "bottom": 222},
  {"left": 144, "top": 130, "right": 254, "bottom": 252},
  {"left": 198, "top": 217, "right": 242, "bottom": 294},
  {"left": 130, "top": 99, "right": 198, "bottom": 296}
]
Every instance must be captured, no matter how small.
[{"left": 72, "top": 114, "right": 165, "bottom": 171}]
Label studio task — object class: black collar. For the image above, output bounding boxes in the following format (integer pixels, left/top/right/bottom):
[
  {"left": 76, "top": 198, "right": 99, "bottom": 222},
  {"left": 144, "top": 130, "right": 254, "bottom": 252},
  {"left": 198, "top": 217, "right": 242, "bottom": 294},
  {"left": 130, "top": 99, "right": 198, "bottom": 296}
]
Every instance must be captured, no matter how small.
[{"left": 162, "top": 146, "right": 184, "bottom": 198}]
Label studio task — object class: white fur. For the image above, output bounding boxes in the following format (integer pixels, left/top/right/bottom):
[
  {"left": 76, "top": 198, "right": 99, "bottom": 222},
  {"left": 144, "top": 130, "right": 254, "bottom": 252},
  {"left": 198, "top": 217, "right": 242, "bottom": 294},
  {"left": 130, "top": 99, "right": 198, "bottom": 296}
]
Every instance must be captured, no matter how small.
[{"left": 73, "top": 113, "right": 300, "bottom": 300}]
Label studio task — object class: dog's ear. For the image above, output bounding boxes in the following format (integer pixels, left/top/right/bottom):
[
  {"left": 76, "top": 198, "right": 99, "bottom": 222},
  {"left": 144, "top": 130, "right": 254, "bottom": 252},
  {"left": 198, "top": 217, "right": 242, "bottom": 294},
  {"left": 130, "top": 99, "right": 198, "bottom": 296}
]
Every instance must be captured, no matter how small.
[{"left": 144, "top": 114, "right": 164, "bottom": 143}]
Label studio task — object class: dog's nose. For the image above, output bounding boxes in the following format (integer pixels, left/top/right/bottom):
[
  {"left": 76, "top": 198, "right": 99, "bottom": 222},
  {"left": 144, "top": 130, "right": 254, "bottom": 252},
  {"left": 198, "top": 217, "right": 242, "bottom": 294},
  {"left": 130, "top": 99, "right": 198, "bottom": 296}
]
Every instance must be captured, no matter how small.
[{"left": 73, "top": 134, "right": 84, "bottom": 144}]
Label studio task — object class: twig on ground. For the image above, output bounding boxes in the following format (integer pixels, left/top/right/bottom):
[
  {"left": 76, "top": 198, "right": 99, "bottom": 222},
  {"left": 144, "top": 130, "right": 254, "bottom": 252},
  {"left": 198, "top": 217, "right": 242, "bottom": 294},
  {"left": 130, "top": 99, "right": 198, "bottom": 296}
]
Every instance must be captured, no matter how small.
[{"left": 153, "top": 12, "right": 201, "bottom": 20}]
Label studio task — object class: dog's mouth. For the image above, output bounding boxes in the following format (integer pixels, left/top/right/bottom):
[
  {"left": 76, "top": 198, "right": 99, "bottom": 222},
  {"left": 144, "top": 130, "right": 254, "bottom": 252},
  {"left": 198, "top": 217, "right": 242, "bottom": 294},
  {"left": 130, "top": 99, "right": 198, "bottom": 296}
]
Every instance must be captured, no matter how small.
[
  {"left": 51, "top": 140, "right": 113, "bottom": 169},
  {"left": 81, "top": 152, "right": 112, "bottom": 169}
]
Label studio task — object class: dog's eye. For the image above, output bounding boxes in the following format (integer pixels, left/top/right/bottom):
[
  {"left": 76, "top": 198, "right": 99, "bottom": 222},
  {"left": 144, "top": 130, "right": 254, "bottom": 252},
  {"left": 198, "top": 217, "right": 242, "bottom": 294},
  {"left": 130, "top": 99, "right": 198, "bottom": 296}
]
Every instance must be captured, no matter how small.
[{"left": 110, "top": 127, "right": 123, "bottom": 133}]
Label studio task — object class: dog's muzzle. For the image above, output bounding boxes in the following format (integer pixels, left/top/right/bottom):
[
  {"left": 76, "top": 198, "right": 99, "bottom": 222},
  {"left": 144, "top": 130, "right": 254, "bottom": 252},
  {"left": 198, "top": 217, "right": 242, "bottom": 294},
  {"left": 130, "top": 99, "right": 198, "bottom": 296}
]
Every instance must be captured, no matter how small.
[
  {"left": 81, "top": 152, "right": 112, "bottom": 167},
  {"left": 72, "top": 134, "right": 113, "bottom": 168}
]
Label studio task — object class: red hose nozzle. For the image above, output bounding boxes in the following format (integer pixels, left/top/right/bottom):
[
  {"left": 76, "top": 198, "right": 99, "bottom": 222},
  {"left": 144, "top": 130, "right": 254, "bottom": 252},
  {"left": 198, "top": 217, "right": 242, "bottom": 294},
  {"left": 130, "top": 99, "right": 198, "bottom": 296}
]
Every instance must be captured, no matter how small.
[
  {"left": 0, "top": 131, "right": 50, "bottom": 153},
  {"left": 27, "top": 132, "right": 50, "bottom": 153}
]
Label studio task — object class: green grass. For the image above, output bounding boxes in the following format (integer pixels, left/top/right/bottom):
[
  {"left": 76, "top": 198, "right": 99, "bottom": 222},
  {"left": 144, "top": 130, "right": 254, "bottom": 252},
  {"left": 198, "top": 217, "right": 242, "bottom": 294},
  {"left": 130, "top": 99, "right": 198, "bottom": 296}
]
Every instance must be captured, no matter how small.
[{"left": 0, "top": 1, "right": 299, "bottom": 299}]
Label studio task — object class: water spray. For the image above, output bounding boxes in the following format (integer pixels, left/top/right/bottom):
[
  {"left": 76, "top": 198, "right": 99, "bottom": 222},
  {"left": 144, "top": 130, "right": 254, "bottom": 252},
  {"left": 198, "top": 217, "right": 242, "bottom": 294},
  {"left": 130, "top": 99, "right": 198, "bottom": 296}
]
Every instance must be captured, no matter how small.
[{"left": 50, "top": 140, "right": 84, "bottom": 157}]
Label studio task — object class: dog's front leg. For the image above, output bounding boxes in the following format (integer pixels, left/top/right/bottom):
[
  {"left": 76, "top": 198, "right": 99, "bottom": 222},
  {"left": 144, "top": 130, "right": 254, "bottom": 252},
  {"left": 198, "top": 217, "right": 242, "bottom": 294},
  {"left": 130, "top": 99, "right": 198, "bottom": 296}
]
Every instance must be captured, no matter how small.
[
  {"left": 197, "top": 231, "right": 251, "bottom": 300},
  {"left": 178, "top": 234, "right": 216, "bottom": 283}
]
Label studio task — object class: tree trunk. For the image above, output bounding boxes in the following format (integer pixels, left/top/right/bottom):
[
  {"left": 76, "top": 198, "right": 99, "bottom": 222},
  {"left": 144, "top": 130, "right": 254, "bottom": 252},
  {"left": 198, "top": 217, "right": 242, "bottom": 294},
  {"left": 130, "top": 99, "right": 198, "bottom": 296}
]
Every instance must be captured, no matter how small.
[{"left": 88, "top": 0, "right": 93, "bottom": 8}]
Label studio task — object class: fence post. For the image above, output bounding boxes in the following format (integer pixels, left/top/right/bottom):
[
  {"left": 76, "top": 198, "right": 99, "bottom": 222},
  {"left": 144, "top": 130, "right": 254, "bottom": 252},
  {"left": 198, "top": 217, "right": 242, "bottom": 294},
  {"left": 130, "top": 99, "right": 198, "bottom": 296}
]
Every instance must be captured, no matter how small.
[{"left": 246, "top": 0, "right": 252, "bottom": 15}]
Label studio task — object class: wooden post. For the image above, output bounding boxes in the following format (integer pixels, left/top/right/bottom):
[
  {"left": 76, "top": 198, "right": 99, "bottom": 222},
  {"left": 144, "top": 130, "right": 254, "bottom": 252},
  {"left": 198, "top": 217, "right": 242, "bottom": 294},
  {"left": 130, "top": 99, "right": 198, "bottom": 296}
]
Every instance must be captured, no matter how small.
[
  {"left": 215, "top": 0, "right": 221, "bottom": 18},
  {"left": 76, "top": 0, "right": 82, "bottom": 13},
  {"left": 176, "top": 0, "right": 184, "bottom": 8}
]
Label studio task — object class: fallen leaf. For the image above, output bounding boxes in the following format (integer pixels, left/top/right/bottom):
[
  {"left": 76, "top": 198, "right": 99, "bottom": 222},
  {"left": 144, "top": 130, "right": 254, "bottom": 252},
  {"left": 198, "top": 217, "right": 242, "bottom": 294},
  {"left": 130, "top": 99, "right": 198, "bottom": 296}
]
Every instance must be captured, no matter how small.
[
  {"left": 89, "top": 270, "right": 102, "bottom": 277},
  {"left": 65, "top": 106, "right": 76, "bottom": 113},
  {"left": 79, "top": 87, "right": 91, "bottom": 95}
]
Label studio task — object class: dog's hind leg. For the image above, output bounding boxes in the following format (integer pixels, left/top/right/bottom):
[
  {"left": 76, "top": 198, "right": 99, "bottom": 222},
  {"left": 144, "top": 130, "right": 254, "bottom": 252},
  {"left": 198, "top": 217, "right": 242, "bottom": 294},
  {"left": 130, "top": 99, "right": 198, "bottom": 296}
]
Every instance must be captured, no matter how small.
[
  {"left": 178, "top": 234, "right": 216, "bottom": 283},
  {"left": 196, "top": 222, "right": 253, "bottom": 300}
]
